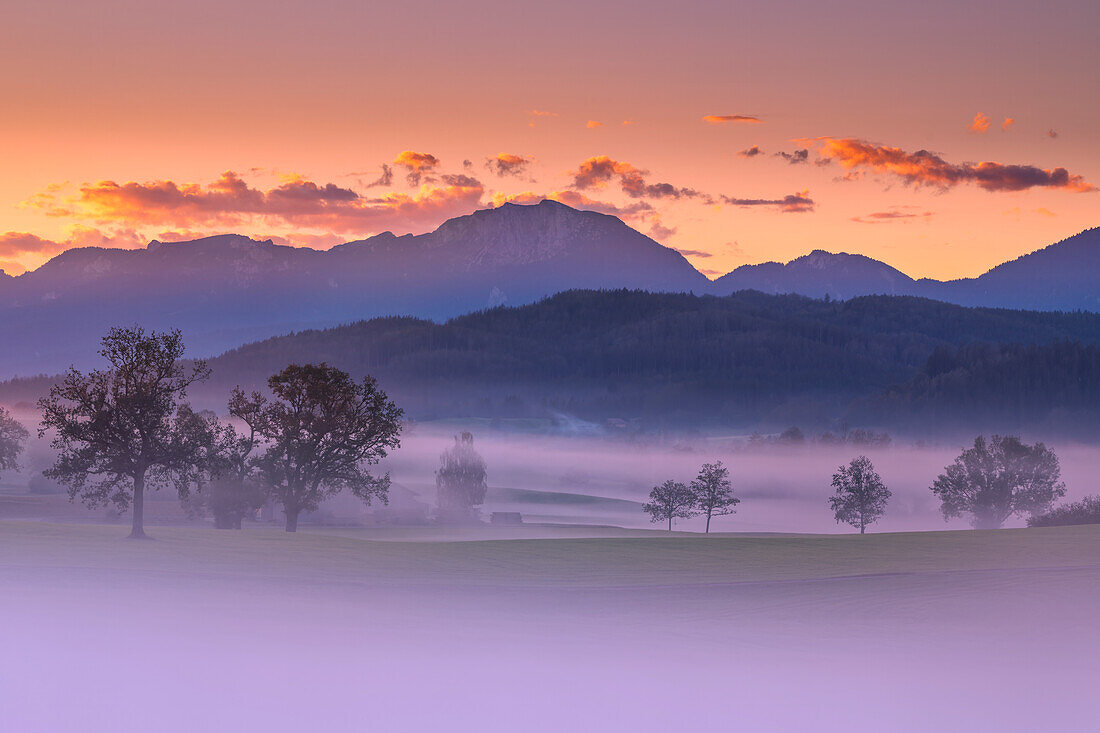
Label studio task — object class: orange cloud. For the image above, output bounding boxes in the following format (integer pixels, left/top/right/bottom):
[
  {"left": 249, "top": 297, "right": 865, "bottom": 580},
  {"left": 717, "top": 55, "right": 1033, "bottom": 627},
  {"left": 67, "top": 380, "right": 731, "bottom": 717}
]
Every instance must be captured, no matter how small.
[
  {"left": 720, "top": 190, "right": 815, "bottom": 213},
  {"left": 393, "top": 150, "right": 441, "bottom": 185},
  {"left": 851, "top": 208, "right": 933, "bottom": 224},
  {"left": 38, "top": 171, "right": 486, "bottom": 234},
  {"left": 813, "top": 138, "right": 1094, "bottom": 192},
  {"left": 586, "top": 120, "right": 603, "bottom": 128},
  {"left": 703, "top": 115, "right": 762, "bottom": 124},
  {"left": 968, "top": 113, "right": 992, "bottom": 133},
  {"left": 1001, "top": 117, "right": 1015, "bottom": 132},
  {"left": 570, "top": 156, "right": 712, "bottom": 201},
  {"left": 485, "top": 153, "right": 532, "bottom": 177}
]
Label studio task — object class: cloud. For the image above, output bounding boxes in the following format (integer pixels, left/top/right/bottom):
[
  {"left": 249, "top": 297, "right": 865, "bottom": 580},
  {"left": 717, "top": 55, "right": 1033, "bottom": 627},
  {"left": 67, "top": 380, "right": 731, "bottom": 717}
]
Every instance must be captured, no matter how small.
[
  {"left": 721, "top": 191, "right": 815, "bottom": 213},
  {"left": 702, "top": 115, "right": 762, "bottom": 124},
  {"left": 0, "top": 232, "right": 65, "bottom": 259},
  {"left": 526, "top": 109, "right": 558, "bottom": 127},
  {"left": 775, "top": 148, "right": 809, "bottom": 164},
  {"left": 968, "top": 113, "right": 992, "bottom": 134},
  {"left": 586, "top": 120, "right": 603, "bottom": 129},
  {"left": 37, "top": 170, "right": 487, "bottom": 234},
  {"left": 1035, "top": 207, "right": 1056, "bottom": 217},
  {"left": 485, "top": 153, "right": 532, "bottom": 177},
  {"left": 812, "top": 138, "right": 1094, "bottom": 192},
  {"left": 393, "top": 151, "right": 440, "bottom": 185},
  {"left": 569, "top": 156, "right": 713, "bottom": 202},
  {"left": 0, "top": 226, "right": 147, "bottom": 273},
  {"left": 1001, "top": 117, "right": 1015, "bottom": 132},
  {"left": 1047, "top": 129, "right": 1059, "bottom": 139},
  {"left": 621, "top": 119, "right": 636, "bottom": 126},
  {"left": 364, "top": 164, "right": 394, "bottom": 188},
  {"left": 647, "top": 218, "right": 676, "bottom": 241},
  {"left": 738, "top": 146, "right": 764, "bottom": 158},
  {"left": 673, "top": 247, "right": 712, "bottom": 258},
  {"left": 850, "top": 207, "right": 933, "bottom": 224}
]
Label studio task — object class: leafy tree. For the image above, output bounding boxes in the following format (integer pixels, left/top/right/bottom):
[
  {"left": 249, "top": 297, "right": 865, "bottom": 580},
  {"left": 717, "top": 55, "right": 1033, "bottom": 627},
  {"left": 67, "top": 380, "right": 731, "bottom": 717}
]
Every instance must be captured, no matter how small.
[
  {"left": 690, "top": 461, "right": 739, "bottom": 533},
  {"left": 435, "top": 431, "right": 488, "bottom": 523},
  {"left": 643, "top": 480, "right": 697, "bottom": 532},
  {"left": 930, "top": 435, "right": 1066, "bottom": 529},
  {"left": 37, "top": 327, "right": 210, "bottom": 538},
  {"left": 829, "top": 456, "right": 890, "bottom": 534},
  {"left": 0, "top": 406, "right": 29, "bottom": 476},
  {"left": 245, "top": 364, "right": 403, "bottom": 532},
  {"left": 176, "top": 397, "right": 266, "bottom": 529}
]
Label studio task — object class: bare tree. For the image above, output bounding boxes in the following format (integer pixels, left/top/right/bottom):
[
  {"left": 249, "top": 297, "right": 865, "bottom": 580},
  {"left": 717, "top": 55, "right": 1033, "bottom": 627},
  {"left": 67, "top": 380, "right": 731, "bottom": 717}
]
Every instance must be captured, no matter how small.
[
  {"left": 37, "top": 327, "right": 210, "bottom": 538},
  {"left": 245, "top": 364, "right": 403, "bottom": 532},
  {"left": 931, "top": 435, "right": 1065, "bottom": 529},
  {"left": 0, "top": 407, "right": 29, "bottom": 477},
  {"left": 829, "top": 456, "right": 890, "bottom": 534},
  {"left": 690, "top": 460, "right": 739, "bottom": 533},
  {"left": 435, "top": 431, "right": 488, "bottom": 523},
  {"left": 643, "top": 480, "right": 697, "bottom": 532}
]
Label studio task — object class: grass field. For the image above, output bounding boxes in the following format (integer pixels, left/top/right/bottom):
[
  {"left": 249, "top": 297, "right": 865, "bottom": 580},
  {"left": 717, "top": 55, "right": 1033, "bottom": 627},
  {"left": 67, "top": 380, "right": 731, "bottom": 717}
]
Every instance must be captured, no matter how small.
[{"left": 2, "top": 520, "right": 1098, "bottom": 731}]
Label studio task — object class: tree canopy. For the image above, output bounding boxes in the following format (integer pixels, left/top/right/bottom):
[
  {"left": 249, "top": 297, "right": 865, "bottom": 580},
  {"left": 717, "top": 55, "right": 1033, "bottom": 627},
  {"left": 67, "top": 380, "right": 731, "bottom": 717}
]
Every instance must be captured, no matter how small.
[
  {"left": 241, "top": 364, "right": 403, "bottom": 532},
  {"left": 829, "top": 456, "right": 891, "bottom": 534},
  {"left": 37, "top": 327, "right": 210, "bottom": 538},
  {"left": 930, "top": 435, "right": 1065, "bottom": 529},
  {"left": 0, "top": 407, "right": 28, "bottom": 476},
  {"left": 690, "top": 461, "right": 739, "bottom": 533},
  {"left": 435, "top": 431, "right": 488, "bottom": 523},
  {"left": 643, "top": 480, "right": 697, "bottom": 532}
]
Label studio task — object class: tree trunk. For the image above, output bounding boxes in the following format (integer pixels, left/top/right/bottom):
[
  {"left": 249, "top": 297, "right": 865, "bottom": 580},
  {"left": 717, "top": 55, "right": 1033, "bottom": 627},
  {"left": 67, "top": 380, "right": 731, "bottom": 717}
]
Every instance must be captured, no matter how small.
[
  {"left": 705, "top": 512, "right": 711, "bottom": 534},
  {"left": 860, "top": 523, "right": 865, "bottom": 534},
  {"left": 129, "top": 472, "right": 147, "bottom": 539},
  {"left": 667, "top": 515, "right": 672, "bottom": 532},
  {"left": 285, "top": 507, "right": 300, "bottom": 533}
]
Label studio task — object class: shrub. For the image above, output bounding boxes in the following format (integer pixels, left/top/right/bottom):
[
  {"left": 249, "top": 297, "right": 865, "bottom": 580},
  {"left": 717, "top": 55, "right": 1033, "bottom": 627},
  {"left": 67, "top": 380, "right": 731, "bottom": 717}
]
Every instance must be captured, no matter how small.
[{"left": 1027, "top": 496, "right": 1100, "bottom": 527}]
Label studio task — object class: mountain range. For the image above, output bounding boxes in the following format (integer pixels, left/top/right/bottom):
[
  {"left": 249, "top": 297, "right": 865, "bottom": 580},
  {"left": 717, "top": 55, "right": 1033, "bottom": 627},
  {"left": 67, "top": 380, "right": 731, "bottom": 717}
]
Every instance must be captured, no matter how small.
[{"left": 0, "top": 199, "right": 1096, "bottom": 376}]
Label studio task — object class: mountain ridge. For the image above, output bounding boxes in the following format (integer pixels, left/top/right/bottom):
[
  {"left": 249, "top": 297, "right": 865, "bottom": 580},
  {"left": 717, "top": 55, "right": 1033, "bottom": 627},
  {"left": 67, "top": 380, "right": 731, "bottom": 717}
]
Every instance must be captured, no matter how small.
[{"left": 0, "top": 201, "right": 1096, "bottom": 377}]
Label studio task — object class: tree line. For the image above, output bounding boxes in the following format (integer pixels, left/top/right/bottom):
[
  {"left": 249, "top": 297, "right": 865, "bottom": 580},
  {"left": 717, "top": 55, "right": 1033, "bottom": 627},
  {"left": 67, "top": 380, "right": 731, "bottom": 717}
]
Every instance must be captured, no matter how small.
[{"left": 644, "top": 436, "right": 1070, "bottom": 533}]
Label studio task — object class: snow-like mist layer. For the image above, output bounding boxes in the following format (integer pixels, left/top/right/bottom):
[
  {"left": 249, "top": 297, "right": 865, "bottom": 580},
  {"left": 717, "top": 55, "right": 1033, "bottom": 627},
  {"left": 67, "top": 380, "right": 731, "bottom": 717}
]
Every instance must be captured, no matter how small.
[
  {"left": 379, "top": 428, "right": 1100, "bottom": 532},
  {"left": 4, "top": 558, "right": 1098, "bottom": 732}
]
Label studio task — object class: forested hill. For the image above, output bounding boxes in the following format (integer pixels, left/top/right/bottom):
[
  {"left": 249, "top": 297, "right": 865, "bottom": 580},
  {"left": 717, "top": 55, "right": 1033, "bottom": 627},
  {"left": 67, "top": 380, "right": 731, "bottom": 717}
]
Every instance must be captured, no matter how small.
[
  {"left": 150, "top": 289, "right": 1100, "bottom": 427},
  {"left": 851, "top": 341, "right": 1100, "bottom": 433}
]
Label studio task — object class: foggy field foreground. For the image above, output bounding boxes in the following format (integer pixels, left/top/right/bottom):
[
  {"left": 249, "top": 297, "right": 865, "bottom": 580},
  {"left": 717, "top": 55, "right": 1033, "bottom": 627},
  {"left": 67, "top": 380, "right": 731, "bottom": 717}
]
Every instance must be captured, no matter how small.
[{"left": 2, "top": 521, "right": 1099, "bottom": 732}]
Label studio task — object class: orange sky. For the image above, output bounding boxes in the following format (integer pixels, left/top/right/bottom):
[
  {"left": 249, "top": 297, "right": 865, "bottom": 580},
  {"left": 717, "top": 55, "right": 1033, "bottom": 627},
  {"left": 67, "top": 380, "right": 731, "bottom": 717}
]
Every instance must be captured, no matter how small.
[{"left": 2, "top": 0, "right": 1097, "bottom": 280}]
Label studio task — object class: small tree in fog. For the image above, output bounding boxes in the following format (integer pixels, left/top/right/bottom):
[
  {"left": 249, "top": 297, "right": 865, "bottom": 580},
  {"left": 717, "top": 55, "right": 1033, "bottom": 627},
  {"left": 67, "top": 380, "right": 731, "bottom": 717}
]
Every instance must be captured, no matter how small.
[
  {"left": 435, "top": 431, "right": 487, "bottom": 522},
  {"left": 643, "top": 480, "right": 697, "bottom": 532},
  {"left": 0, "top": 406, "right": 29, "bottom": 477},
  {"left": 246, "top": 364, "right": 403, "bottom": 532},
  {"left": 931, "top": 435, "right": 1065, "bottom": 529},
  {"left": 176, "top": 395, "right": 266, "bottom": 529},
  {"left": 690, "top": 461, "right": 739, "bottom": 533},
  {"left": 829, "top": 456, "right": 890, "bottom": 534},
  {"left": 37, "top": 327, "right": 210, "bottom": 538}
]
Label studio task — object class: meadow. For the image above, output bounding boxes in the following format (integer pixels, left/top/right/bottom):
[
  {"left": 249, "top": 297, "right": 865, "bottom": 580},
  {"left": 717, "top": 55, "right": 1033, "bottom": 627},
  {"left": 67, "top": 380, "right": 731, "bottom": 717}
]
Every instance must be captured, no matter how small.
[{"left": 2, "top": 520, "right": 1098, "bottom": 731}]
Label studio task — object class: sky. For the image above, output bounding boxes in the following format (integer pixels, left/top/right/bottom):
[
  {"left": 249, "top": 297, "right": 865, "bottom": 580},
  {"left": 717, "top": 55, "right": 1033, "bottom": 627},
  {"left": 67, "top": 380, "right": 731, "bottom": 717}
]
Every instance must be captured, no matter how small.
[{"left": 1, "top": 0, "right": 1097, "bottom": 279}]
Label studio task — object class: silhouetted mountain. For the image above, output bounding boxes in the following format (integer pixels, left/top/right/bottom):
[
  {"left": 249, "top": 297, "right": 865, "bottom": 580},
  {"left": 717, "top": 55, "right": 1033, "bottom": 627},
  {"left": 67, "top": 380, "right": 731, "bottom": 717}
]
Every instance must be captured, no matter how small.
[
  {"left": 914, "top": 228, "right": 1100, "bottom": 311},
  {"left": 713, "top": 228, "right": 1100, "bottom": 312},
  {"left": 1, "top": 198, "right": 1097, "bottom": 378},
  {"left": 713, "top": 250, "right": 916, "bottom": 300},
  {"left": 0, "top": 201, "right": 706, "bottom": 376}
]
